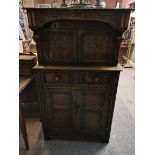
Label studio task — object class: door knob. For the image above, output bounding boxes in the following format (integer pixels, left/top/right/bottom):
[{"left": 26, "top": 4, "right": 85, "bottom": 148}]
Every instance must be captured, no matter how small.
[
  {"left": 93, "top": 76, "right": 99, "bottom": 82},
  {"left": 55, "top": 75, "right": 61, "bottom": 81}
]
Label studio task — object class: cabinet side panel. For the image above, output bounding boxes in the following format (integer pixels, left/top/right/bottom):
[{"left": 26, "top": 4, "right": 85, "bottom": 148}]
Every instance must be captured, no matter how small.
[
  {"left": 35, "top": 70, "right": 50, "bottom": 140},
  {"left": 105, "top": 72, "right": 120, "bottom": 142}
]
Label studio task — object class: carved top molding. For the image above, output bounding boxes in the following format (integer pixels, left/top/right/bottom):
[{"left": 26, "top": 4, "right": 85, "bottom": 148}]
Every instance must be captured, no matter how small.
[{"left": 26, "top": 9, "right": 132, "bottom": 32}]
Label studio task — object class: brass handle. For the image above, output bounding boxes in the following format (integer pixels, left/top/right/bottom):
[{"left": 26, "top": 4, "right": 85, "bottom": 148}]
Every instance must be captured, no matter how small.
[
  {"left": 93, "top": 76, "right": 99, "bottom": 82},
  {"left": 55, "top": 75, "right": 61, "bottom": 81}
]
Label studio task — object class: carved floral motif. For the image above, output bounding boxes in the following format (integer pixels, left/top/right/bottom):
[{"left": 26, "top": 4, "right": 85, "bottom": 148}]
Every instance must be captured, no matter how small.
[
  {"left": 83, "top": 33, "right": 108, "bottom": 59},
  {"left": 46, "top": 32, "right": 74, "bottom": 60}
]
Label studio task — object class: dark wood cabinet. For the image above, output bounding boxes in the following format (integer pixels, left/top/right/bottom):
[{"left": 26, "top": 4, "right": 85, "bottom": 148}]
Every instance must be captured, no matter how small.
[
  {"left": 34, "top": 65, "right": 121, "bottom": 142},
  {"left": 25, "top": 8, "right": 133, "bottom": 142}
]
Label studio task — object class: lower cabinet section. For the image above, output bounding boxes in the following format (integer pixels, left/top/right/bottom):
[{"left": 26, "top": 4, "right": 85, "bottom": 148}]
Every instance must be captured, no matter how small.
[
  {"left": 40, "top": 87, "right": 115, "bottom": 142},
  {"left": 35, "top": 67, "right": 120, "bottom": 142}
]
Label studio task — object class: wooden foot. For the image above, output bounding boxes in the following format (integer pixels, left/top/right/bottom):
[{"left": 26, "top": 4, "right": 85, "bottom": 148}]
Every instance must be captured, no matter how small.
[{"left": 19, "top": 104, "right": 29, "bottom": 150}]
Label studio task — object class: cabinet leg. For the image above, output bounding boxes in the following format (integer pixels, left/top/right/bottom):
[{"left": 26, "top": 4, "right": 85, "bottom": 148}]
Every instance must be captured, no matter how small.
[
  {"left": 43, "top": 125, "right": 50, "bottom": 140},
  {"left": 44, "top": 135, "right": 50, "bottom": 141},
  {"left": 104, "top": 134, "right": 110, "bottom": 143},
  {"left": 44, "top": 131, "right": 50, "bottom": 140},
  {"left": 19, "top": 104, "right": 29, "bottom": 150},
  {"left": 103, "top": 138, "right": 109, "bottom": 143}
]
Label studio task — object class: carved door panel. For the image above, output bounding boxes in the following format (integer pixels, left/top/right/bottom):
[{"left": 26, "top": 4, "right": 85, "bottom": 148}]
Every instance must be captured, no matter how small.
[
  {"left": 78, "top": 29, "right": 119, "bottom": 65},
  {"left": 77, "top": 89, "right": 111, "bottom": 135},
  {"left": 42, "top": 28, "right": 77, "bottom": 64},
  {"left": 45, "top": 88, "right": 77, "bottom": 133}
]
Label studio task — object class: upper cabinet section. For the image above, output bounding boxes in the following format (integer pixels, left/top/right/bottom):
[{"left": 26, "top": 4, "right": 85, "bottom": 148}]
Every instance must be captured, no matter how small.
[{"left": 25, "top": 8, "right": 133, "bottom": 65}]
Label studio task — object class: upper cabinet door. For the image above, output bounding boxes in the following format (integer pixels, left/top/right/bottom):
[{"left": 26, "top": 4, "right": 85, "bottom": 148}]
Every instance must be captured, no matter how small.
[
  {"left": 39, "top": 20, "right": 78, "bottom": 65},
  {"left": 78, "top": 22, "right": 120, "bottom": 65}
]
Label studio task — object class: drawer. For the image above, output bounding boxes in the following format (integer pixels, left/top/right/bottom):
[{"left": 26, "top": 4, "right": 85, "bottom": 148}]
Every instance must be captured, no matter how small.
[
  {"left": 79, "top": 72, "right": 114, "bottom": 87},
  {"left": 44, "top": 72, "right": 72, "bottom": 84}
]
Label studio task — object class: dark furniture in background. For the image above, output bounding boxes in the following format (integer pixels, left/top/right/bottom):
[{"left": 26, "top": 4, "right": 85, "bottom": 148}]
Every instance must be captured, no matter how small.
[
  {"left": 19, "top": 53, "right": 37, "bottom": 103},
  {"left": 25, "top": 8, "right": 132, "bottom": 142},
  {"left": 19, "top": 53, "right": 37, "bottom": 76},
  {"left": 19, "top": 54, "right": 37, "bottom": 150},
  {"left": 19, "top": 76, "right": 35, "bottom": 150}
]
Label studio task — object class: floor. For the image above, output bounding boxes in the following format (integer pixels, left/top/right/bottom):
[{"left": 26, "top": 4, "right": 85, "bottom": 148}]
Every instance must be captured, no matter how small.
[{"left": 19, "top": 68, "right": 135, "bottom": 155}]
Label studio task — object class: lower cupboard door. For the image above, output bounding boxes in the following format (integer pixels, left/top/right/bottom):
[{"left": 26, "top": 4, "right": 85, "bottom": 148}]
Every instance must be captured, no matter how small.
[
  {"left": 77, "top": 89, "right": 111, "bottom": 136},
  {"left": 45, "top": 88, "right": 76, "bottom": 136}
]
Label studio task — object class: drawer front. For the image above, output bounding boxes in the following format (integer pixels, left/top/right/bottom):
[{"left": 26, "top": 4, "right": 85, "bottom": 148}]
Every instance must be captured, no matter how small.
[
  {"left": 43, "top": 71, "right": 72, "bottom": 84},
  {"left": 79, "top": 72, "right": 114, "bottom": 87}
]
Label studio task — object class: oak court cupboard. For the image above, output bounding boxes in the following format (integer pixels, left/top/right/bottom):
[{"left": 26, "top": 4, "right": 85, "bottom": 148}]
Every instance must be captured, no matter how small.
[{"left": 25, "top": 7, "right": 133, "bottom": 142}]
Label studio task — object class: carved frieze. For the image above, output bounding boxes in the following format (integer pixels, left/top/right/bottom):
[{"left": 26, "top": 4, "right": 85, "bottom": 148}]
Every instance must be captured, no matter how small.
[
  {"left": 27, "top": 9, "right": 131, "bottom": 32},
  {"left": 37, "top": 10, "right": 121, "bottom": 30}
]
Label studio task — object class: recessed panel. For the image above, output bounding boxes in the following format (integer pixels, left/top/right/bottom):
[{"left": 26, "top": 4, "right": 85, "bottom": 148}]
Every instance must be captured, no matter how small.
[
  {"left": 82, "top": 111, "right": 101, "bottom": 130},
  {"left": 52, "top": 93, "right": 72, "bottom": 105},
  {"left": 43, "top": 29, "right": 77, "bottom": 64},
  {"left": 83, "top": 94, "right": 103, "bottom": 106},
  {"left": 48, "top": 32, "right": 73, "bottom": 59},
  {"left": 53, "top": 110, "right": 73, "bottom": 129},
  {"left": 78, "top": 29, "right": 118, "bottom": 65},
  {"left": 82, "top": 33, "right": 108, "bottom": 60}
]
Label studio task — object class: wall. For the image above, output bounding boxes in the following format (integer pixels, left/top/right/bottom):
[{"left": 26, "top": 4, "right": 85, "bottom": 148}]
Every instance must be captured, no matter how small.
[
  {"left": 106, "top": 0, "right": 116, "bottom": 8},
  {"left": 121, "top": 0, "right": 134, "bottom": 8},
  {"left": 106, "top": 0, "right": 135, "bottom": 8}
]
